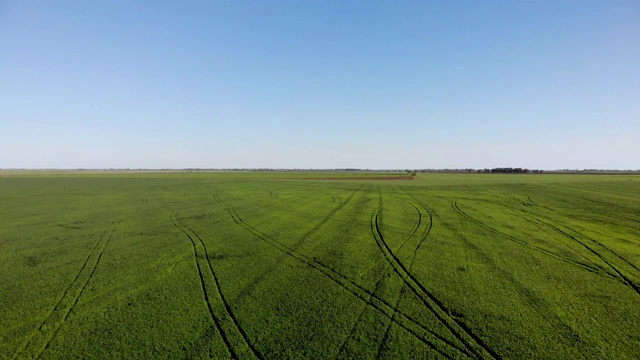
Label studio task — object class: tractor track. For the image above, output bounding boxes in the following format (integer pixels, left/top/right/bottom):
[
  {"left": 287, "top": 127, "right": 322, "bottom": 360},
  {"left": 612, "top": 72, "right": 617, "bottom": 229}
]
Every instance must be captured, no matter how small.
[
  {"left": 541, "top": 185, "right": 640, "bottom": 219},
  {"left": 170, "top": 211, "right": 262, "bottom": 360},
  {"left": 449, "top": 219, "right": 591, "bottom": 356},
  {"left": 335, "top": 198, "right": 465, "bottom": 358},
  {"left": 517, "top": 216, "right": 616, "bottom": 278},
  {"left": 488, "top": 198, "right": 619, "bottom": 280},
  {"left": 373, "top": 197, "right": 433, "bottom": 359},
  {"left": 174, "top": 215, "right": 263, "bottom": 359},
  {"left": 225, "top": 205, "right": 469, "bottom": 358},
  {"left": 457, "top": 195, "right": 640, "bottom": 296},
  {"left": 401, "top": 194, "right": 436, "bottom": 266},
  {"left": 288, "top": 186, "right": 362, "bottom": 251},
  {"left": 169, "top": 211, "right": 235, "bottom": 358},
  {"left": 337, "top": 190, "right": 437, "bottom": 351},
  {"left": 334, "top": 267, "right": 390, "bottom": 358},
  {"left": 566, "top": 226, "right": 640, "bottom": 273},
  {"left": 527, "top": 217, "right": 640, "bottom": 298},
  {"left": 13, "top": 220, "right": 121, "bottom": 360},
  {"left": 452, "top": 200, "right": 607, "bottom": 276},
  {"left": 393, "top": 191, "right": 495, "bottom": 359},
  {"left": 395, "top": 199, "right": 423, "bottom": 255},
  {"left": 500, "top": 198, "right": 640, "bottom": 283},
  {"left": 401, "top": 187, "right": 443, "bottom": 259},
  {"left": 580, "top": 193, "right": 638, "bottom": 214},
  {"left": 212, "top": 193, "right": 295, "bottom": 222},
  {"left": 223, "top": 187, "right": 361, "bottom": 305},
  {"left": 374, "top": 283, "right": 407, "bottom": 359},
  {"left": 579, "top": 194, "right": 640, "bottom": 227},
  {"left": 330, "top": 194, "right": 344, "bottom": 205},
  {"left": 371, "top": 208, "right": 499, "bottom": 360}
]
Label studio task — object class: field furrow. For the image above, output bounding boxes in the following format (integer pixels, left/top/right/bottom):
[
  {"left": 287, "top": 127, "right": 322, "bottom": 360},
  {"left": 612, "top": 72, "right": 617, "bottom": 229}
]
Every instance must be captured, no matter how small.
[
  {"left": 2, "top": 173, "right": 639, "bottom": 359},
  {"left": 225, "top": 204, "right": 468, "bottom": 358},
  {"left": 169, "top": 211, "right": 235, "bottom": 359},
  {"left": 452, "top": 200, "right": 608, "bottom": 276},
  {"left": 12, "top": 220, "right": 120, "bottom": 360},
  {"left": 372, "top": 207, "right": 499, "bottom": 360},
  {"left": 171, "top": 210, "right": 265, "bottom": 359}
]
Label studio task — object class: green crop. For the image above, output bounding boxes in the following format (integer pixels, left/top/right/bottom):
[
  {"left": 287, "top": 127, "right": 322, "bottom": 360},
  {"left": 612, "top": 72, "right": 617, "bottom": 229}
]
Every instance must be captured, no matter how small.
[{"left": 1, "top": 172, "right": 638, "bottom": 359}]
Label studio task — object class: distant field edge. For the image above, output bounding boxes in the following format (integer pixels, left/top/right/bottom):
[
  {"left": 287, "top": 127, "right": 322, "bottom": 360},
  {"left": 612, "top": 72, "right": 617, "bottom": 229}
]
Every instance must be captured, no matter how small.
[
  {"left": 257, "top": 176, "right": 415, "bottom": 181},
  {"left": 0, "top": 170, "right": 415, "bottom": 180}
]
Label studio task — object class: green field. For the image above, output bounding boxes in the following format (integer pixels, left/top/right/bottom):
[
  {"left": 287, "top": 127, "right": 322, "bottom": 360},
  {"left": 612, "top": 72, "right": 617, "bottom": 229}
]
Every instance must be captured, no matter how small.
[{"left": 1, "top": 172, "right": 639, "bottom": 359}]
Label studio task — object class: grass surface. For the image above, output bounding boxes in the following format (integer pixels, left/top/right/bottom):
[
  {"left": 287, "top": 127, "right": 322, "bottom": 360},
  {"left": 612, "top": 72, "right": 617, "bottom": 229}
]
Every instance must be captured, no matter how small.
[{"left": 1, "top": 172, "right": 639, "bottom": 359}]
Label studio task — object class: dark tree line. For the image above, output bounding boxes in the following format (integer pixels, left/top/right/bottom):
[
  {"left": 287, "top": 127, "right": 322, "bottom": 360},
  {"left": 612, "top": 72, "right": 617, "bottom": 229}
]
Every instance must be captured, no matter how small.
[
  {"left": 480, "top": 168, "right": 543, "bottom": 173},
  {"left": 418, "top": 168, "right": 543, "bottom": 173}
]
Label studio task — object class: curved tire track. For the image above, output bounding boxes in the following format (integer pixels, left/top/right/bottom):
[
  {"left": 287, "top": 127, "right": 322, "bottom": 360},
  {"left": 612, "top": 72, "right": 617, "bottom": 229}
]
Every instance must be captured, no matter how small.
[
  {"left": 373, "top": 198, "right": 433, "bottom": 359},
  {"left": 561, "top": 199, "right": 640, "bottom": 274},
  {"left": 371, "top": 208, "right": 499, "bottom": 360},
  {"left": 171, "top": 211, "right": 262, "bottom": 359},
  {"left": 500, "top": 193, "right": 639, "bottom": 276},
  {"left": 517, "top": 216, "right": 615, "bottom": 278},
  {"left": 452, "top": 200, "right": 606, "bottom": 276},
  {"left": 225, "top": 205, "right": 466, "bottom": 359},
  {"left": 336, "top": 198, "right": 461, "bottom": 358},
  {"left": 13, "top": 220, "right": 121, "bottom": 360},
  {"left": 527, "top": 216, "right": 640, "bottom": 298},
  {"left": 485, "top": 199, "right": 634, "bottom": 285},
  {"left": 289, "top": 186, "right": 362, "bottom": 251},
  {"left": 169, "top": 211, "right": 235, "bottom": 359},
  {"left": 212, "top": 193, "right": 295, "bottom": 224},
  {"left": 225, "top": 187, "right": 362, "bottom": 306}
]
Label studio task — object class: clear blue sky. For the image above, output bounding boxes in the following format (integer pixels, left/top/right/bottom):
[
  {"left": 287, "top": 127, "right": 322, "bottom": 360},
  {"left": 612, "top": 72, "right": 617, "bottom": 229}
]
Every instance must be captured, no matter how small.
[{"left": 1, "top": 1, "right": 639, "bottom": 169}]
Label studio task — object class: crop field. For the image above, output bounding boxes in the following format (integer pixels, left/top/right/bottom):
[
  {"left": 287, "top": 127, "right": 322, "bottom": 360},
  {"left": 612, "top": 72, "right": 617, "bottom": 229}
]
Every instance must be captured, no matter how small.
[{"left": 1, "top": 172, "right": 639, "bottom": 359}]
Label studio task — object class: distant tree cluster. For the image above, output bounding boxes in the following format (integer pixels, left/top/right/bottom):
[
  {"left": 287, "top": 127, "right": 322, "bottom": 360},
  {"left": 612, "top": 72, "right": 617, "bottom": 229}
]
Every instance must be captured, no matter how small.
[
  {"left": 484, "top": 168, "right": 532, "bottom": 173},
  {"left": 416, "top": 168, "right": 544, "bottom": 174}
]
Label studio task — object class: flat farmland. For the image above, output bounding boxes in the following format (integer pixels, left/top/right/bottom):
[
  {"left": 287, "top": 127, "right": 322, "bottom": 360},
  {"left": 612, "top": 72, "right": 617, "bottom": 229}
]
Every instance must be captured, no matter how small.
[{"left": 1, "top": 173, "right": 639, "bottom": 359}]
